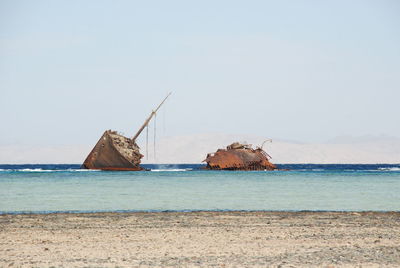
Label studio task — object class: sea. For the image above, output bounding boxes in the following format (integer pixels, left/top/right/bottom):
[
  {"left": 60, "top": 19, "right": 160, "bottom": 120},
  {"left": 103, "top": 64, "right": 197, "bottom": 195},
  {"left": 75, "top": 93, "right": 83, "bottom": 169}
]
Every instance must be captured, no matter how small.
[{"left": 0, "top": 164, "right": 399, "bottom": 214}]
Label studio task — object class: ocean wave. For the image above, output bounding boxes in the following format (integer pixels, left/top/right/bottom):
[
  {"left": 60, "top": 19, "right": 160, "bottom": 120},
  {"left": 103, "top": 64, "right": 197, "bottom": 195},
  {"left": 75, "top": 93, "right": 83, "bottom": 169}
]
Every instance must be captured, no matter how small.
[
  {"left": 21, "top": 168, "right": 52, "bottom": 172},
  {"left": 274, "top": 168, "right": 400, "bottom": 173},
  {"left": 0, "top": 167, "right": 192, "bottom": 172},
  {"left": 151, "top": 168, "right": 193, "bottom": 172},
  {"left": 378, "top": 167, "right": 400, "bottom": 172},
  {"left": 66, "top": 169, "right": 100, "bottom": 172},
  {"left": 0, "top": 168, "right": 99, "bottom": 172},
  {"left": 0, "top": 168, "right": 62, "bottom": 172}
]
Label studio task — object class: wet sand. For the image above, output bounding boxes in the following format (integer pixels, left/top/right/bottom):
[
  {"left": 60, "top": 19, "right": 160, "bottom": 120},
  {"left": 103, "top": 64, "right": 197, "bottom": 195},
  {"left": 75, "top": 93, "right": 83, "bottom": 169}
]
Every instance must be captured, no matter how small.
[{"left": 1, "top": 211, "right": 399, "bottom": 267}]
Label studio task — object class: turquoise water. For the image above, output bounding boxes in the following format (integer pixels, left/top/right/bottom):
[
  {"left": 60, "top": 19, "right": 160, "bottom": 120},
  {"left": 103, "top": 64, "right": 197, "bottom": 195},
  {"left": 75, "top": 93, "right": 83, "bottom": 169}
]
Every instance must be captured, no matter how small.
[{"left": 0, "top": 164, "right": 399, "bottom": 213}]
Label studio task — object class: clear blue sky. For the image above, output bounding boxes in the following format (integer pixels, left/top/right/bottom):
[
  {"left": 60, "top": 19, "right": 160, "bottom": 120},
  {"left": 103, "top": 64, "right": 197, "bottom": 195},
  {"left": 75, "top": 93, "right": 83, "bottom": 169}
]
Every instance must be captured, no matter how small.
[{"left": 1, "top": 0, "right": 399, "bottom": 146}]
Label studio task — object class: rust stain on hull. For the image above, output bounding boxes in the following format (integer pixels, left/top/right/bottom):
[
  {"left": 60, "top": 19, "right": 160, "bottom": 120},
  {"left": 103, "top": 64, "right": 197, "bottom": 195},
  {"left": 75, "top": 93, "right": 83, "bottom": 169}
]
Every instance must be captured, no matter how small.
[{"left": 204, "top": 142, "right": 276, "bottom": 171}]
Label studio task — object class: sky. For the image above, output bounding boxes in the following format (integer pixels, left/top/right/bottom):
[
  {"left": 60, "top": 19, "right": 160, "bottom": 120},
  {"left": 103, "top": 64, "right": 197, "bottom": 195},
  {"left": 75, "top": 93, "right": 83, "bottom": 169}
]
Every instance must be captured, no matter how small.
[{"left": 1, "top": 0, "right": 399, "bottom": 148}]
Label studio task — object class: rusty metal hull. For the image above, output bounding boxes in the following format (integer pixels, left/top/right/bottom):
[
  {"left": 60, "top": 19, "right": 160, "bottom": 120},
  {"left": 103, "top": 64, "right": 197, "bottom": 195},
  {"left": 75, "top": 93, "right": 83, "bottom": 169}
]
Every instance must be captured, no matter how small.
[
  {"left": 82, "top": 130, "right": 144, "bottom": 171},
  {"left": 204, "top": 143, "right": 276, "bottom": 171}
]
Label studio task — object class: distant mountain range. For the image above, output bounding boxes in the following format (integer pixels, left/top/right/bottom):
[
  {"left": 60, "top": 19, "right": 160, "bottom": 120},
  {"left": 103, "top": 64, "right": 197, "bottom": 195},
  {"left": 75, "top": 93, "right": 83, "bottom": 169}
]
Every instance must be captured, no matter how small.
[
  {"left": 1, "top": 134, "right": 399, "bottom": 164},
  {"left": 140, "top": 134, "right": 400, "bottom": 164}
]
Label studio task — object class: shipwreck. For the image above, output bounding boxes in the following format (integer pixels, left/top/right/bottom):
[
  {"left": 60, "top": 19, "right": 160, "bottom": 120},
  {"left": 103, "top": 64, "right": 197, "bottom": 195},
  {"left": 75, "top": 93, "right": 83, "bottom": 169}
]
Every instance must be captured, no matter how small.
[
  {"left": 81, "top": 93, "right": 171, "bottom": 171},
  {"left": 203, "top": 141, "right": 277, "bottom": 171}
]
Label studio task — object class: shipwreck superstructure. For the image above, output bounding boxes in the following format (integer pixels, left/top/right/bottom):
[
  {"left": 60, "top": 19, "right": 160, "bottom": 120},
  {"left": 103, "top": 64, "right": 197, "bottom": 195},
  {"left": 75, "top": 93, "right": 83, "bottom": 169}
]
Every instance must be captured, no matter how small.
[
  {"left": 203, "top": 142, "right": 277, "bottom": 171},
  {"left": 82, "top": 93, "right": 171, "bottom": 171}
]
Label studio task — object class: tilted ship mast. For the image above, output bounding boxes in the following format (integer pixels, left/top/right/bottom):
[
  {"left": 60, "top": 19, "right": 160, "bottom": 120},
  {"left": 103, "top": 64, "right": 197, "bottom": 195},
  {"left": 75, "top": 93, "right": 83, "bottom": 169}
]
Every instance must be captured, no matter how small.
[
  {"left": 132, "top": 92, "right": 171, "bottom": 141},
  {"left": 81, "top": 93, "right": 171, "bottom": 171}
]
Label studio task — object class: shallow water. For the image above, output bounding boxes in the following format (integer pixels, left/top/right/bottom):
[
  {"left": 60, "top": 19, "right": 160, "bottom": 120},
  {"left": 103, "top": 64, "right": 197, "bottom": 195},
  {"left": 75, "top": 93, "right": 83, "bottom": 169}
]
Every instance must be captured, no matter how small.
[{"left": 0, "top": 164, "right": 399, "bottom": 213}]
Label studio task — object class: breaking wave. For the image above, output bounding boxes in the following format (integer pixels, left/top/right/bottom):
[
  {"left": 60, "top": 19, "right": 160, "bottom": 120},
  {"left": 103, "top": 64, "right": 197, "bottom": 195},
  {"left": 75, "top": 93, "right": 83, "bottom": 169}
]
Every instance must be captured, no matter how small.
[
  {"left": 20, "top": 168, "right": 52, "bottom": 172},
  {"left": 0, "top": 168, "right": 99, "bottom": 172},
  {"left": 0, "top": 164, "right": 399, "bottom": 173},
  {"left": 378, "top": 167, "right": 400, "bottom": 172},
  {"left": 151, "top": 168, "right": 193, "bottom": 172}
]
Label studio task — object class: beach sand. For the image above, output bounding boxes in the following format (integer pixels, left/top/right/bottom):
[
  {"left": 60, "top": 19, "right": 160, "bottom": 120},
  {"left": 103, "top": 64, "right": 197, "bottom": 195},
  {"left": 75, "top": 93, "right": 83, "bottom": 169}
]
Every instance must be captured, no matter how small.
[{"left": 1, "top": 211, "right": 399, "bottom": 267}]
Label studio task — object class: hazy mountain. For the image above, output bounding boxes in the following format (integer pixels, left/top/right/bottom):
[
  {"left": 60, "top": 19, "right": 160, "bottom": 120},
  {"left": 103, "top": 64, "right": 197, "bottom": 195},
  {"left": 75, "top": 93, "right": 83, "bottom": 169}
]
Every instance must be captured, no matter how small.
[
  {"left": 140, "top": 133, "right": 400, "bottom": 164},
  {"left": 0, "top": 134, "right": 399, "bottom": 164}
]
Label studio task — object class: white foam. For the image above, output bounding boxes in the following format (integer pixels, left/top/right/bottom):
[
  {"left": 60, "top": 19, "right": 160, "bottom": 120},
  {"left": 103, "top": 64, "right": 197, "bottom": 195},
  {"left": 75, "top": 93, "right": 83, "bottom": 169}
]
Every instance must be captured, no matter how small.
[
  {"left": 378, "top": 167, "right": 400, "bottom": 171},
  {"left": 20, "top": 168, "right": 48, "bottom": 172},
  {"left": 151, "top": 168, "right": 193, "bottom": 172},
  {"left": 0, "top": 168, "right": 99, "bottom": 172},
  {"left": 67, "top": 169, "right": 100, "bottom": 172}
]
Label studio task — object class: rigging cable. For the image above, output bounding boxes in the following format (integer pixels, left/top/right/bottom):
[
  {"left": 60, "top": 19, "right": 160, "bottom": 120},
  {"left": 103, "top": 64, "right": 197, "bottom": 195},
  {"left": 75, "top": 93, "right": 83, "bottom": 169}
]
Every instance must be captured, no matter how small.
[
  {"left": 154, "top": 112, "right": 157, "bottom": 161},
  {"left": 163, "top": 102, "right": 166, "bottom": 134},
  {"left": 146, "top": 125, "right": 149, "bottom": 160}
]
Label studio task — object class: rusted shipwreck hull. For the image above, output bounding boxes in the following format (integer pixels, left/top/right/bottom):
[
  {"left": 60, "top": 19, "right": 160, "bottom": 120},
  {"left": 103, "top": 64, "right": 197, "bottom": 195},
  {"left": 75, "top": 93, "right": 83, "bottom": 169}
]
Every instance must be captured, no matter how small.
[
  {"left": 82, "top": 130, "right": 144, "bottom": 171},
  {"left": 204, "top": 142, "right": 277, "bottom": 171},
  {"left": 82, "top": 93, "right": 171, "bottom": 171}
]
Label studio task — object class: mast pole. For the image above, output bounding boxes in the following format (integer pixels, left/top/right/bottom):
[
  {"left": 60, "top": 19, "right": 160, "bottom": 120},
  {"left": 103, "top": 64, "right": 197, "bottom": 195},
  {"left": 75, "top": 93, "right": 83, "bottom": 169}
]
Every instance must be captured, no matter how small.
[{"left": 132, "top": 92, "right": 172, "bottom": 141}]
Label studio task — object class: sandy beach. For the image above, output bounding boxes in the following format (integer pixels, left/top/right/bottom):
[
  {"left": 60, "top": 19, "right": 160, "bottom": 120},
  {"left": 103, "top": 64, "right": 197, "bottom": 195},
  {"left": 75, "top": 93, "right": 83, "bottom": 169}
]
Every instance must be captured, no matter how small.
[{"left": 1, "top": 211, "right": 399, "bottom": 267}]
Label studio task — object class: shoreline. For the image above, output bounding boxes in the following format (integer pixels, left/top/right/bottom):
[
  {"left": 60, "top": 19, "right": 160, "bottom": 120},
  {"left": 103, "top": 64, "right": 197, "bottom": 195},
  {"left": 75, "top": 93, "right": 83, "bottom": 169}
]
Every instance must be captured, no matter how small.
[
  {"left": 1, "top": 211, "right": 399, "bottom": 267},
  {"left": 1, "top": 209, "right": 400, "bottom": 215}
]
